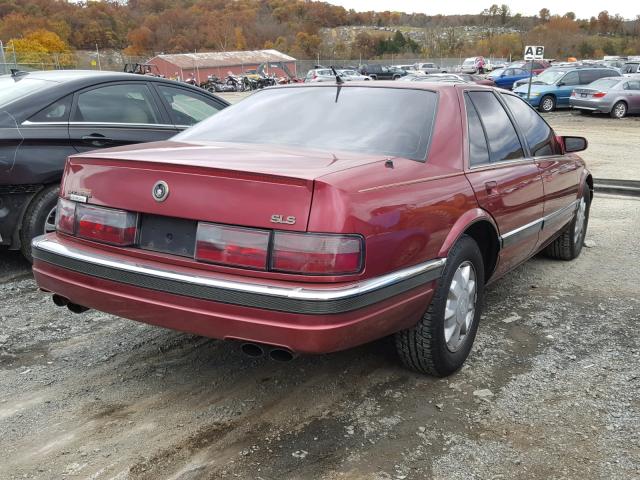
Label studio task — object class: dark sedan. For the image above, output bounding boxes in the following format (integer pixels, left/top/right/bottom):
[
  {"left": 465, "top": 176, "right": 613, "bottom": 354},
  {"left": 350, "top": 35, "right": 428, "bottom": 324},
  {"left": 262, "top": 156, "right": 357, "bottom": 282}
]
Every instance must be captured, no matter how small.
[{"left": 0, "top": 70, "right": 229, "bottom": 260}]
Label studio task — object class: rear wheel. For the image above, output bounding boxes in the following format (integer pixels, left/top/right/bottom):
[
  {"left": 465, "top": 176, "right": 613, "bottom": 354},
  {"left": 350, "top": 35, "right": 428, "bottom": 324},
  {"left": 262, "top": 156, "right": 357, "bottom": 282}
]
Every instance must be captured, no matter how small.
[
  {"left": 395, "top": 235, "right": 485, "bottom": 376},
  {"left": 610, "top": 101, "right": 627, "bottom": 119},
  {"left": 20, "top": 185, "right": 59, "bottom": 262},
  {"left": 544, "top": 187, "right": 591, "bottom": 261},
  {"left": 538, "top": 95, "right": 556, "bottom": 112}
]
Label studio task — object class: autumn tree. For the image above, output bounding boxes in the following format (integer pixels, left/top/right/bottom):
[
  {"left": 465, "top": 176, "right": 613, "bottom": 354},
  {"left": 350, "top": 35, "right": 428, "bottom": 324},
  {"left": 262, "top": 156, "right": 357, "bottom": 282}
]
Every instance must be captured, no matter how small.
[
  {"left": 7, "top": 29, "right": 75, "bottom": 67},
  {"left": 538, "top": 8, "right": 551, "bottom": 23}
]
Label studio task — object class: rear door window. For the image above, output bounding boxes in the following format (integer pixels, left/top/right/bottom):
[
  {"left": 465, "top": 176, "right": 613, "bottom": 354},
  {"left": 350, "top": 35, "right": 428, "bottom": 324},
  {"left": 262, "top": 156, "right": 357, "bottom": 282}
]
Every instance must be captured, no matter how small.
[
  {"left": 578, "top": 70, "right": 600, "bottom": 84},
  {"left": 28, "top": 95, "right": 72, "bottom": 123},
  {"left": 467, "top": 91, "right": 524, "bottom": 163},
  {"left": 625, "top": 80, "right": 640, "bottom": 90},
  {"left": 72, "top": 83, "right": 162, "bottom": 124},
  {"left": 156, "top": 85, "right": 224, "bottom": 126},
  {"left": 501, "top": 94, "right": 556, "bottom": 157}
]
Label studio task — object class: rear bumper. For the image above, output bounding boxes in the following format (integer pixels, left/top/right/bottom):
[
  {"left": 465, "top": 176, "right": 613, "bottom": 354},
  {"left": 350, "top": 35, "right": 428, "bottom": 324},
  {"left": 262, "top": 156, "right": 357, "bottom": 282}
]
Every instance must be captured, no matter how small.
[
  {"left": 569, "top": 98, "right": 611, "bottom": 113},
  {"left": 32, "top": 235, "right": 443, "bottom": 353}
]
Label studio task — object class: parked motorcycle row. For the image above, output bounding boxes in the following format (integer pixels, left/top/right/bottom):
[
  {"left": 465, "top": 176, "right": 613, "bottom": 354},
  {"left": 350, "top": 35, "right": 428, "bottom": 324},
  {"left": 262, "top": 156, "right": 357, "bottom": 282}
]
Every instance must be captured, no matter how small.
[{"left": 197, "top": 73, "right": 297, "bottom": 93}]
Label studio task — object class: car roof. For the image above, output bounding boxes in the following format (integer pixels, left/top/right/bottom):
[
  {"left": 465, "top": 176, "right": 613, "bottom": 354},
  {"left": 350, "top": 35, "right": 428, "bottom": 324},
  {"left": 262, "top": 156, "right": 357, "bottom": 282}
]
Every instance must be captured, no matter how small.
[{"left": 267, "top": 80, "right": 494, "bottom": 94}]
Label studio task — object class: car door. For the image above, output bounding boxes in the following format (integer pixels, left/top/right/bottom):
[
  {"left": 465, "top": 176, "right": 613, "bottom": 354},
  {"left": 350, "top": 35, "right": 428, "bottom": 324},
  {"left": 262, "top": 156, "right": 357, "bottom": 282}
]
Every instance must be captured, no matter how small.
[
  {"left": 500, "top": 93, "right": 579, "bottom": 247},
  {"left": 152, "top": 83, "right": 226, "bottom": 131},
  {"left": 556, "top": 71, "right": 580, "bottom": 106},
  {"left": 496, "top": 69, "right": 514, "bottom": 88},
  {"left": 462, "top": 90, "right": 545, "bottom": 276},
  {"left": 69, "top": 82, "right": 176, "bottom": 153},
  {"left": 623, "top": 80, "right": 640, "bottom": 112}
]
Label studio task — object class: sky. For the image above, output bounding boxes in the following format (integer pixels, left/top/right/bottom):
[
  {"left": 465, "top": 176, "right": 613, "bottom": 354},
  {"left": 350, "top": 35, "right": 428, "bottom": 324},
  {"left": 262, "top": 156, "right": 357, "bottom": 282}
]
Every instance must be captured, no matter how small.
[{"left": 325, "top": 1, "right": 639, "bottom": 20}]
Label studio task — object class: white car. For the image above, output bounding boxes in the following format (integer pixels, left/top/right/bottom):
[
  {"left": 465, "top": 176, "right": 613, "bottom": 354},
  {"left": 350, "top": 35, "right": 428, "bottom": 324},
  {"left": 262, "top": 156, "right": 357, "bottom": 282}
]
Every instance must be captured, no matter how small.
[
  {"left": 414, "top": 62, "right": 447, "bottom": 74},
  {"left": 338, "top": 69, "right": 372, "bottom": 81}
]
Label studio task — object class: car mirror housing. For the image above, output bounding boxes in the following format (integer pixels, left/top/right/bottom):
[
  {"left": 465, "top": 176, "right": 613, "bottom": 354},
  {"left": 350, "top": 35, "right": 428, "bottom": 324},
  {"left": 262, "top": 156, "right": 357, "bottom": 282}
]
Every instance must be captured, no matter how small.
[
  {"left": 562, "top": 136, "right": 588, "bottom": 153},
  {"left": 557, "top": 81, "right": 565, "bottom": 87}
]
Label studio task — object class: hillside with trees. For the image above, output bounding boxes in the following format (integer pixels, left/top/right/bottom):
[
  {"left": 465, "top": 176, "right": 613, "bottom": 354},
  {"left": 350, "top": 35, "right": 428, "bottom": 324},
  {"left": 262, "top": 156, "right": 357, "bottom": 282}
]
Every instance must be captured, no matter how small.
[{"left": 1, "top": 0, "right": 638, "bottom": 66}]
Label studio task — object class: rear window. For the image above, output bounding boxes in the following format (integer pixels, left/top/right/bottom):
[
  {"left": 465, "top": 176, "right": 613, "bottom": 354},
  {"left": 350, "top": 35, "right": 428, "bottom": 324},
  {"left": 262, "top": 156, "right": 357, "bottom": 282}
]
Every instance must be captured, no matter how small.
[
  {"left": 176, "top": 86, "right": 438, "bottom": 161},
  {"left": 0, "top": 77, "right": 56, "bottom": 107},
  {"left": 589, "top": 78, "right": 620, "bottom": 90}
]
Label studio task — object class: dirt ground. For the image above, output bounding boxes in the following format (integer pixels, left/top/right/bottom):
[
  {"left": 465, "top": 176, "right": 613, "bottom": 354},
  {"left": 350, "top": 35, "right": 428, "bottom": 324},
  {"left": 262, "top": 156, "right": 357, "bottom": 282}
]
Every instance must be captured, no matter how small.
[{"left": 1, "top": 192, "right": 639, "bottom": 480}]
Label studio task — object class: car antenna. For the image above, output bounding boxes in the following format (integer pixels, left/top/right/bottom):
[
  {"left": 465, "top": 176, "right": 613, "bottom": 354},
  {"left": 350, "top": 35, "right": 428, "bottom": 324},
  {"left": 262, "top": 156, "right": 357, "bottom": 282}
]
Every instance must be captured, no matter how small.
[{"left": 330, "top": 66, "right": 344, "bottom": 85}]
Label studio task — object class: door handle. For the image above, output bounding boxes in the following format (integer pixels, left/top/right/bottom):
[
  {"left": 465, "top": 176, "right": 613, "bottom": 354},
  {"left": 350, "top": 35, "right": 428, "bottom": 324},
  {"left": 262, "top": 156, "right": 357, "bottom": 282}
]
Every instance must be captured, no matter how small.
[
  {"left": 485, "top": 181, "right": 498, "bottom": 196},
  {"left": 81, "top": 134, "right": 113, "bottom": 147}
]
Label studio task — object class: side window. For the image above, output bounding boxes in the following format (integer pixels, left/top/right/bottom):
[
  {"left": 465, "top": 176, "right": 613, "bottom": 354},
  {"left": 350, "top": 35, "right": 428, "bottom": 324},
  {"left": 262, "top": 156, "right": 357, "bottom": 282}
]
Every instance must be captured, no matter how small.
[
  {"left": 627, "top": 80, "right": 640, "bottom": 90},
  {"left": 501, "top": 94, "right": 557, "bottom": 157},
  {"left": 562, "top": 71, "right": 579, "bottom": 86},
  {"left": 156, "top": 85, "right": 223, "bottom": 126},
  {"left": 504, "top": 69, "right": 514, "bottom": 76},
  {"left": 73, "top": 83, "right": 161, "bottom": 124},
  {"left": 29, "top": 95, "right": 72, "bottom": 123},
  {"left": 467, "top": 91, "right": 524, "bottom": 163},
  {"left": 464, "top": 94, "right": 490, "bottom": 166},
  {"left": 578, "top": 70, "right": 599, "bottom": 85}
]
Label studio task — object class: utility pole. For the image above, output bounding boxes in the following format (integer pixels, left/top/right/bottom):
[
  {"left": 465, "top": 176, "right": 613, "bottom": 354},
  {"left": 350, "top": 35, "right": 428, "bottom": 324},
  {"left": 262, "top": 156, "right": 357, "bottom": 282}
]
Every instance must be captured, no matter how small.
[{"left": 96, "top": 44, "right": 102, "bottom": 70}]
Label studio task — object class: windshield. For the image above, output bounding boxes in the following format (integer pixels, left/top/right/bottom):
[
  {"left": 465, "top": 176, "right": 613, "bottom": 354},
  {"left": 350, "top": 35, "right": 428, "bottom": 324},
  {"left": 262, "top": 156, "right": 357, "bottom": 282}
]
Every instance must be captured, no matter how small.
[
  {"left": 462, "top": 59, "right": 475, "bottom": 66},
  {"left": 0, "top": 76, "right": 56, "bottom": 107},
  {"left": 533, "top": 69, "right": 566, "bottom": 84},
  {"left": 176, "top": 86, "right": 437, "bottom": 161}
]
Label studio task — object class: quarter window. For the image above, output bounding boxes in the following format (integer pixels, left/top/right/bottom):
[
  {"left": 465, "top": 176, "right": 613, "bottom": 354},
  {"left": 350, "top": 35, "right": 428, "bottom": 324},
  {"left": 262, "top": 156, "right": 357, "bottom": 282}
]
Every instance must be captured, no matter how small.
[
  {"left": 467, "top": 91, "right": 524, "bottom": 163},
  {"left": 156, "top": 85, "right": 223, "bottom": 126},
  {"left": 501, "top": 94, "right": 556, "bottom": 157},
  {"left": 464, "top": 95, "right": 490, "bottom": 166},
  {"left": 73, "top": 83, "right": 161, "bottom": 124},
  {"left": 624, "top": 80, "right": 640, "bottom": 90}
]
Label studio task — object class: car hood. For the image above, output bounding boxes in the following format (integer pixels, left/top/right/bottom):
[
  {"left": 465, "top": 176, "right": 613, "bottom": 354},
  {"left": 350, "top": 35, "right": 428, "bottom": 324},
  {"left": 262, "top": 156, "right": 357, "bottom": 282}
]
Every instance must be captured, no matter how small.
[{"left": 513, "top": 83, "right": 555, "bottom": 94}]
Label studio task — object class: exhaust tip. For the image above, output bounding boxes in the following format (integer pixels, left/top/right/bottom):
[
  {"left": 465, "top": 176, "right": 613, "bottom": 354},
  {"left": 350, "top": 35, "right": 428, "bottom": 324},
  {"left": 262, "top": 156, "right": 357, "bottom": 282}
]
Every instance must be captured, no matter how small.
[
  {"left": 67, "top": 303, "right": 89, "bottom": 314},
  {"left": 52, "top": 294, "right": 69, "bottom": 307},
  {"left": 240, "top": 343, "right": 265, "bottom": 358},
  {"left": 269, "top": 348, "right": 295, "bottom": 362}
]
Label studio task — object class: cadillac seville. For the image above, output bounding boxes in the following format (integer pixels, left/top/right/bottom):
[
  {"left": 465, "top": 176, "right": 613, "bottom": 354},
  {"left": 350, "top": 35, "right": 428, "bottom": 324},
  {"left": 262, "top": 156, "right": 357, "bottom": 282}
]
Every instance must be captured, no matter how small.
[{"left": 31, "top": 82, "right": 592, "bottom": 376}]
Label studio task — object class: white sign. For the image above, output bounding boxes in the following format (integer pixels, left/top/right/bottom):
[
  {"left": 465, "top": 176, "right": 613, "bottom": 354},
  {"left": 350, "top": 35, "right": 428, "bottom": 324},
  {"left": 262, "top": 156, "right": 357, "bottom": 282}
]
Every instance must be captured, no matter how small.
[{"left": 524, "top": 45, "right": 544, "bottom": 60}]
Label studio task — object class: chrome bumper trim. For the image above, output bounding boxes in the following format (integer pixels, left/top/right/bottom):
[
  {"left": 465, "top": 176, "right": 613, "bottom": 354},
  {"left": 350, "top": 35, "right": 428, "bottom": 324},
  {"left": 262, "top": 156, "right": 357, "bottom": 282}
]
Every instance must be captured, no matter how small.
[{"left": 32, "top": 237, "right": 445, "bottom": 314}]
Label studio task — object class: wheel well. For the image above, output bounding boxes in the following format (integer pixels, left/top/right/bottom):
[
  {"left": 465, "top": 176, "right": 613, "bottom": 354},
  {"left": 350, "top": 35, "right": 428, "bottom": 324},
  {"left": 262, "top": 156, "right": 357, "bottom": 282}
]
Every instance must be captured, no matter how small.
[
  {"left": 585, "top": 174, "right": 594, "bottom": 200},
  {"left": 463, "top": 221, "right": 500, "bottom": 283}
]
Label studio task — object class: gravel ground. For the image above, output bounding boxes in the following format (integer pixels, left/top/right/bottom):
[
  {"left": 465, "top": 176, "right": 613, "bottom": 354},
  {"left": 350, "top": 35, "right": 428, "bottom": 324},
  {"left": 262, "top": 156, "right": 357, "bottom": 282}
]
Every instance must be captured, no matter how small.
[{"left": 0, "top": 193, "right": 638, "bottom": 479}]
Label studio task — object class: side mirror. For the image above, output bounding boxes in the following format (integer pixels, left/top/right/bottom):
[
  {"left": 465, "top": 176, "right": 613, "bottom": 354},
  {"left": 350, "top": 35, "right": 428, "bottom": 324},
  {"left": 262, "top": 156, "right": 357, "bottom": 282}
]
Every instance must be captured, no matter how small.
[
  {"left": 562, "top": 136, "right": 588, "bottom": 153},
  {"left": 557, "top": 81, "right": 565, "bottom": 87}
]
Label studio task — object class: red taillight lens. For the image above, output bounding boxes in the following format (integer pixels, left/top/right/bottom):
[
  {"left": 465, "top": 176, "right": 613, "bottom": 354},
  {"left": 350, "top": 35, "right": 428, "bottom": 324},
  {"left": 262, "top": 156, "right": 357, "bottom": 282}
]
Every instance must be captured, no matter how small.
[
  {"left": 55, "top": 198, "right": 76, "bottom": 234},
  {"left": 271, "top": 232, "right": 363, "bottom": 275},
  {"left": 195, "top": 223, "right": 270, "bottom": 269},
  {"left": 593, "top": 92, "right": 606, "bottom": 98},
  {"left": 76, "top": 204, "right": 137, "bottom": 246}
]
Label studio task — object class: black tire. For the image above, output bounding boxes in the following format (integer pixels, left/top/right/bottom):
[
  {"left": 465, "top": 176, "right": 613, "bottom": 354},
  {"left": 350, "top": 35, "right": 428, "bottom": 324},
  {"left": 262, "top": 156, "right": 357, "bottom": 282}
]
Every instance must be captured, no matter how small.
[
  {"left": 20, "top": 185, "right": 59, "bottom": 262},
  {"left": 395, "top": 235, "right": 485, "bottom": 377},
  {"left": 538, "top": 95, "right": 556, "bottom": 112},
  {"left": 369, "top": 75, "right": 377, "bottom": 80},
  {"left": 544, "top": 187, "right": 591, "bottom": 261},
  {"left": 610, "top": 101, "right": 627, "bottom": 119}
]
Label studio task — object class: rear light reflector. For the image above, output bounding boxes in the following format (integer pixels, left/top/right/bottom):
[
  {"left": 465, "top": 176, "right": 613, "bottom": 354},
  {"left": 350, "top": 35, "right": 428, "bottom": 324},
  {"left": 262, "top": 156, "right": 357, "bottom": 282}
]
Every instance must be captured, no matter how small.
[
  {"left": 55, "top": 198, "right": 76, "bottom": 234},
  {"left": 76, "top": 204, "right": 137, "bottom": 246},
  {"left": 195, "top": 223, "right": 270, "bottom": 269},
  {"left": 271, "top": 232, "right": 363, "bottom": 275},
  {"left": 593, "top": 92, "right": 606, "bottom": 98}
]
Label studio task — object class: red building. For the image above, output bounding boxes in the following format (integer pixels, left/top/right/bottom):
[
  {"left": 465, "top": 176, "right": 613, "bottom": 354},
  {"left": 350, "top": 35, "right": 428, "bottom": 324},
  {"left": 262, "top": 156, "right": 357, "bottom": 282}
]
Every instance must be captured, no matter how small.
[{"left": 147, "top": 49, "right": 297, "bottom": 83}]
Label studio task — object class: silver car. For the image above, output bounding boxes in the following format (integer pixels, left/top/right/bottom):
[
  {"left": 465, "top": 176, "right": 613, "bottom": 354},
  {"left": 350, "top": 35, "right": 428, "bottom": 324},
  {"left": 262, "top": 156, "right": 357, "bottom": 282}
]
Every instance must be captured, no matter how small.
[
  {"left": 337, "top": 69, "right": 372, "bottom": 81},
  {"left": 570, "top": 77, "right": 640, "bottom": 118},
  {"left": 305, "top": 68, "right": 371, "bottom": 82}
]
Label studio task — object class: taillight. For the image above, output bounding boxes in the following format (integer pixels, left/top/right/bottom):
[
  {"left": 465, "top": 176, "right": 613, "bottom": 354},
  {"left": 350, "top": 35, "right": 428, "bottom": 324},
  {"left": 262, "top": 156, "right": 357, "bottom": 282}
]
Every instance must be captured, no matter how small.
[
  {"left": 55, "top": 198, "right": 76, "bottom": 234},
  {"left": 271, "top": 232, "right": 363, "bottom": 275},
  {"left": 76, "top": 204, "right": 137, "bottom": 246},
  {"left": 195, "top": 223, "right": 270, "bottom": 269},
  {"left": 571, "top": 91, "right": 576, "bottom": 96},
  {"left": 593, "top": 92, "right": 606, "bottom": 98}
]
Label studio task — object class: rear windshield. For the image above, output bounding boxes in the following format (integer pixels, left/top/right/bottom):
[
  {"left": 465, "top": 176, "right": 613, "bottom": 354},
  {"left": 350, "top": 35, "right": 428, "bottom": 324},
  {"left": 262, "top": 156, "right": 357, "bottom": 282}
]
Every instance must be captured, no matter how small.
[
  {"left": 589, "top": 78, "right": 620, "bottom": 90},
  {"left": 0, "top": 76, "right": 56, "bottom": 107},
  {"left": 176, "top": 86, "right": 438, "bottom": 161}
]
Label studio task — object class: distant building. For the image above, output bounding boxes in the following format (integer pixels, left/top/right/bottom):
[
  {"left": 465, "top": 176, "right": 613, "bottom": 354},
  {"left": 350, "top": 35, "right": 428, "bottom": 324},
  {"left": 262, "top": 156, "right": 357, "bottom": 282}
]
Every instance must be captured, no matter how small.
[{"left": 147, "top": 49, "right": 297, "bottom": 83}]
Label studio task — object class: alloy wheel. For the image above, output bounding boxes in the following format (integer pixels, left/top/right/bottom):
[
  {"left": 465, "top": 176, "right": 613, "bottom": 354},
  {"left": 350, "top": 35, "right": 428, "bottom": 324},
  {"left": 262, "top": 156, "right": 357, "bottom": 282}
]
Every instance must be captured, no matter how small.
[
  {"left": 44, "top": 206, "right": 57, "bottom": 234},
  {"left": 613, "top": 102, "right": 626, "bottom": 118},
  {"left": 444, "top": 261, "right": 477, "bottom": 352},
  {"left": 542, "top": 97, "right": 554, "bottom": 112}
]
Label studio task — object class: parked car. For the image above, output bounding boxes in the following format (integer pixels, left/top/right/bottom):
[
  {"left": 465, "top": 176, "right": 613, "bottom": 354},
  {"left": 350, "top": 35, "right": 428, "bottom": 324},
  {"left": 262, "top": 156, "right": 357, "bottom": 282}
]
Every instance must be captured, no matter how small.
[
  {"left": 337, "top": 69, "right": 372, "bottom": 81},
  {"left": 0, "top": 70, "right": 228, "bottom": 260},
  {"left": 508, "top": 60, "right": 551, "bottom": 75},
  {"left": 461, "top": 56, "right": 485, "bottom": 73},
  {"left": 513, "top": 66, "right": 621, "bottom": 112},
  {"left": 414, "top": 62, "right": 447, "bottom": 74},
  {"left": 32, "top": 83, "right": 592, "bottom": 377},
  {"left": 359, "top": 64, "right": 407, "bottom": 80},
  {"left": 304, "top": 68, "right": 335, "bottom": 82},
  {"left": 404, "top": 73, "right": 495, "bottom": 87},
  {"left": 621, "top": 61, "right": 640, "bottom": 74},
  {"left": 570, "top": 77, "right": 640, "bottom": 118},
  {"left": 488, "top": 67, "right": 531, "bottom": 89}
]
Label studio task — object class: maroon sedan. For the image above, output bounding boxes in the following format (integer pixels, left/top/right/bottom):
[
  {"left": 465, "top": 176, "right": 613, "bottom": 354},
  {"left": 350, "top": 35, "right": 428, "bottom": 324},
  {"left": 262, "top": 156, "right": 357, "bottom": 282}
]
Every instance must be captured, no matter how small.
[{"left": 32, "top": 82, "right": 592, "bottom": 377}]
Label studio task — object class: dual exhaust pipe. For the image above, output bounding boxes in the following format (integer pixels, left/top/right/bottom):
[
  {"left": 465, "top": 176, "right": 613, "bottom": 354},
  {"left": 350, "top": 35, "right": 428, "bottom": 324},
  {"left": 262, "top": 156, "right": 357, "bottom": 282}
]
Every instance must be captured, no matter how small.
[
  {"left": 52, "top": 294, "right": 89, "bottom": 314},
  {"left": 51, "top": 295, "right": 296, "bottom": 362},
  {"left": 240, "top": 342, "right": 297, "bottom": 362}
]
